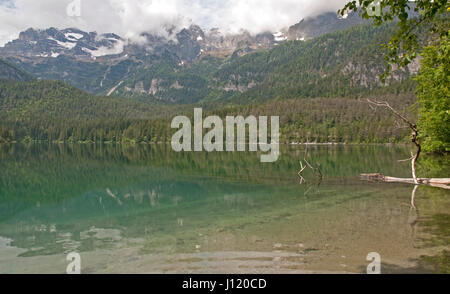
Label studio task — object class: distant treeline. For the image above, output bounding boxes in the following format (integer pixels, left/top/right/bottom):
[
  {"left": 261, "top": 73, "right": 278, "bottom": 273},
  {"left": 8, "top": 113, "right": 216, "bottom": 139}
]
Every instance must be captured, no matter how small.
[{"left": 0, "top": 80, "right": 417, "bottom": 144}]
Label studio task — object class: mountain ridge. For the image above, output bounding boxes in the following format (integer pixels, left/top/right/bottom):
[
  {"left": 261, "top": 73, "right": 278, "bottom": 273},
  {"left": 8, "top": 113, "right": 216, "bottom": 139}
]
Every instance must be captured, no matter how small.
[
  {"left": 0, "top": 58, "right": 34, "bottom": 81},
  {"left": 0, "top": 11, "right": 421, "bottom": 104},
  {"left": 0, "top": 12, "right": 372, "bottom": 92}
]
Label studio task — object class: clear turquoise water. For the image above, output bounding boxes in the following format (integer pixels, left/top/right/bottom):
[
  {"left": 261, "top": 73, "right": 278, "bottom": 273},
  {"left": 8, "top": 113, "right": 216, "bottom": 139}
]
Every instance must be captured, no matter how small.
[{"left": 0, "top": 144, "right": 448, "bottom": 273}]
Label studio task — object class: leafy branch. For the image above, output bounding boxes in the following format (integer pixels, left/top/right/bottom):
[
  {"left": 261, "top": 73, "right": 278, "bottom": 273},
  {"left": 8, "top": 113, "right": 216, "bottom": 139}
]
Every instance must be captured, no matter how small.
[{"left": 339, "top": 0, "right": 449, "bottom": 82}]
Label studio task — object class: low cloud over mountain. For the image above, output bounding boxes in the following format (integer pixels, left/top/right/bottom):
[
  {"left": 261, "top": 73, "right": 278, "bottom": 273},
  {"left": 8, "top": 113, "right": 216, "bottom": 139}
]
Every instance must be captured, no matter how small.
[{"left": 0, "top": 0, "right": 349, "bottom": 45}]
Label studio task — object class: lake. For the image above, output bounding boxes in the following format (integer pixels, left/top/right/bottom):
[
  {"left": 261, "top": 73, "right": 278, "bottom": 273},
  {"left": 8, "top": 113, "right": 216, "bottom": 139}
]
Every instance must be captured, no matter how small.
[{"left": 0, "top": 144, "right": 448, "bottom": 274}]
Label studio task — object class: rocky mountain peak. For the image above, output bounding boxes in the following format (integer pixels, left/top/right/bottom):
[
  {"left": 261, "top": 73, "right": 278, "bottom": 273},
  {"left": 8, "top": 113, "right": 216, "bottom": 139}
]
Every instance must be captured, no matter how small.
[{"left": 1, "top": 27, "right": 125, "bottom": 61}]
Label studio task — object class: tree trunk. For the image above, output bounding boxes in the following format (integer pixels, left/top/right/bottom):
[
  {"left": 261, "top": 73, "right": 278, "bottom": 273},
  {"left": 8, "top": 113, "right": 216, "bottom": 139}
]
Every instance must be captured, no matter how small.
[{"left": 360, "top": 173, "right": 450, "bottom": 190}]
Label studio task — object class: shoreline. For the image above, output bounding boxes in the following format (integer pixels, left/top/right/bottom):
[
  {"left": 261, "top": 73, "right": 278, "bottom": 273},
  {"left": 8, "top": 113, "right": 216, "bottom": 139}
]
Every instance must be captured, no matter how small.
[{"left": 0, "top": 141, "right": 412, "bottom": 146}]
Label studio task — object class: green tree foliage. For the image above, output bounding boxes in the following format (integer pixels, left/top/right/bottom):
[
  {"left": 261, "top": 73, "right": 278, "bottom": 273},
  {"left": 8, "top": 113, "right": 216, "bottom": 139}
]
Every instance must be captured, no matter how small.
[
  {"left": 0, "top": 125, "right": 13, "bottom": 143},
  {"left": 340, "top": 0, "right": 449, "bottom": 80},
  {"left": 415, "top": 36, "right": 450, "bottom": 152},
  {"left": 98, "top": 23, "right": 418, "bottom": 104},
  {"left": 212, "top": 93, "right": 416, "bottom": 144},
  {"left": 0, "top": 79, "right": 416, "bottom": 144},
  {"left": 5, "top": 21, "right": 420, "bottom": 106},
  {"left": 341, "top": 0, "right": 450, "bottom": 154},
  {"left": 0, "top": 22, "right": 429, "bottom": 145},
  {"left": 211, "top": 23, "right": 417, "bottom": 104},
  {"left": 0, "top": 80, "right": 183, "bottom": 143}
]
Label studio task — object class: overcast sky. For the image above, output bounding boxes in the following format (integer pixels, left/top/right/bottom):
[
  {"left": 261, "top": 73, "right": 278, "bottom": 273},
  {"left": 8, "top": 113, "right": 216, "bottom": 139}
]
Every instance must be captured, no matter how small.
[{"left": 0, "top": 0, "right": 349, "bottom": 45}]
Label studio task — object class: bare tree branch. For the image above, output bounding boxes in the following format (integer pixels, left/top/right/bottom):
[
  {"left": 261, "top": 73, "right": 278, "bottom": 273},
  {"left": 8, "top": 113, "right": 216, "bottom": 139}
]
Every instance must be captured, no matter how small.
[
  {"left": 298, "top": 146, "right": 323, "bottom": 184},
  {"left": 366, "top": 98, "right": 422, "bottom": 184},
  {"left": 367, "top": 99, "right": 417, "bottom": 131}
]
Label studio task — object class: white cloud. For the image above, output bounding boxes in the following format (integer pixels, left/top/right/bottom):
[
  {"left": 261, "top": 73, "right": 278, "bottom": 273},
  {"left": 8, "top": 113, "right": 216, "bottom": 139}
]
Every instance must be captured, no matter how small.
[
  {"left": 209, "top": 0, "right": 348, "bottom": 35},
  {"left": 0, "top": 0, "right": 349, "bottom": 45},
  {"left": 82, "top": 39, "right": 125, "bottom": 58}
]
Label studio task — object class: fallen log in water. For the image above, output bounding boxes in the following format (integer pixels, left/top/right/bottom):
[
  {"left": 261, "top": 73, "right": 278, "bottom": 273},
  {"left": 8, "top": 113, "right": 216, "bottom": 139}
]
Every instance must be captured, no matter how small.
[{"left": 360, "top": 173, "right": 450, "bottom": 190}]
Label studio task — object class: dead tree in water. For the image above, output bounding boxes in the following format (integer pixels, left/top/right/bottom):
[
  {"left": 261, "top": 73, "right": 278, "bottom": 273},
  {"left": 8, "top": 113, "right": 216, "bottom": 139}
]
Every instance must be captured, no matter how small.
[
  {"left": 363, "top": 99, "right": 449, "bottom": 189},
  {"left": 367, "top": 99, "right": 421, "bottom": 183},
  {"left": 298, "top": 145, "right": 323, "bottom": 185},
  {"left": 360, "top": 173, "right": 450, "bottom": 190}
]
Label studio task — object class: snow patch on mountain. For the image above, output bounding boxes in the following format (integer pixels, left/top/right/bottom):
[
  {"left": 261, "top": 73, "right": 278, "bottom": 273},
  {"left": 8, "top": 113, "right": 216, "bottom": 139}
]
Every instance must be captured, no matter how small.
[
  {"left": 48, "top": 37, "right": 77, "bottom": 50},
  {"left": 273, "top": 32, "right": 287, "bottom": 42},
  {"left": 65, "top": 33, "right": 84, "bottom": 40},
  {"left": 82, "top": 40, "right": 125, "bottom": 58}
]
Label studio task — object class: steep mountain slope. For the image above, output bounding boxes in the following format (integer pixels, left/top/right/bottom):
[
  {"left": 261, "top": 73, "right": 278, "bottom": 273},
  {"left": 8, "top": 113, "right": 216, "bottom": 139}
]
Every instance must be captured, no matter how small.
[
  {"left": 112, "top": 22, "right": 419, "bottom": 104},
  {"left": 286, "top": 11, "right": 369, "bottom": 40},
  {"left": 213, "top": 23, "right": 420, "bottom": 104},
  {"left": 0, "top": 25, "right": 280, "bottom": 94},
  {"left": 0, "top": 58, "right": 34, "bottom": 81},
  {"left": 0, "top": 23, "right": 419, "bottom": 106},
  {"left": 0, "top": 26, "right": 138, "bottom": 93},
  {"left": 0, "top": 11, "right": 381, "bottom": 99},
  {"left": 0, "top": 28, "right": 124, "bottom": 61}
]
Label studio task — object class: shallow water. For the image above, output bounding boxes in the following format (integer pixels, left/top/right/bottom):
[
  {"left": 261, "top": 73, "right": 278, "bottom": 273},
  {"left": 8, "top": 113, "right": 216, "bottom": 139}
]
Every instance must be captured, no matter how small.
[{"left": 0, "top": 144, "right": 448, "bottom": 274}]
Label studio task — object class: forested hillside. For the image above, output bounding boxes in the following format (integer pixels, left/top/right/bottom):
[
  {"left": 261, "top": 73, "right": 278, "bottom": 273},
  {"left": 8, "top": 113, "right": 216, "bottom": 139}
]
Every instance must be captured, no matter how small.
[
  {"left": 0, "top": 19, "right": 426, "bottom": 145},
  {"left": 0, "top": 79, "right": 416, "bottom": 144},
  {"left": 212, "top": 23, "right": 419, "bottom": 104},
  {"left": 212, "top": 93, "right": 417, "bottom": 143},
  {"left": 0, "top": 80, "right": 183, "bottom": 142},
  {"left": 109, "top": 22, "right": 419, "bottom": 104},
  {"left": 2, "top": 21, "right": 421, "bottom": 106}
]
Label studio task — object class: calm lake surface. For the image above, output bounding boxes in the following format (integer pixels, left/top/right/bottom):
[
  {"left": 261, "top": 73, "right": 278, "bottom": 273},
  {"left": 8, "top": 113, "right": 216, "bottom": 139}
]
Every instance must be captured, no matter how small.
[{"left": 0, "top": 144, "right": 448, "bottom": 274}]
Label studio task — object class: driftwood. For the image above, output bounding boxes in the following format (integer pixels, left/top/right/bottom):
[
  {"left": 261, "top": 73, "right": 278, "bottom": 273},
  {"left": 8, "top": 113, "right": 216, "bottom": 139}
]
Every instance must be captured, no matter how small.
[
  {"left": 361, "top": 173, "right": 450, "bottom": 190},
  {"left": 363, "top": 99, "right": 450, "bottom": 191}
]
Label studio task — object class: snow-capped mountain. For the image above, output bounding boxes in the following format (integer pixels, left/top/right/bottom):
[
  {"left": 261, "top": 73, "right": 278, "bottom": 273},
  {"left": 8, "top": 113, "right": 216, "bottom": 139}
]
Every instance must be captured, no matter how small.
[
  {"left": 0, "top": 28, "right": 125, "bottom": 61},
  {"left": 0, "top": 11, "right": 374, "bottom": 64},
  {"left": 0, "top": 25, "right": 285, "bottom": 63},
  {"left": 0, "top": 11, "right": 379, "bottom": 96}
]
